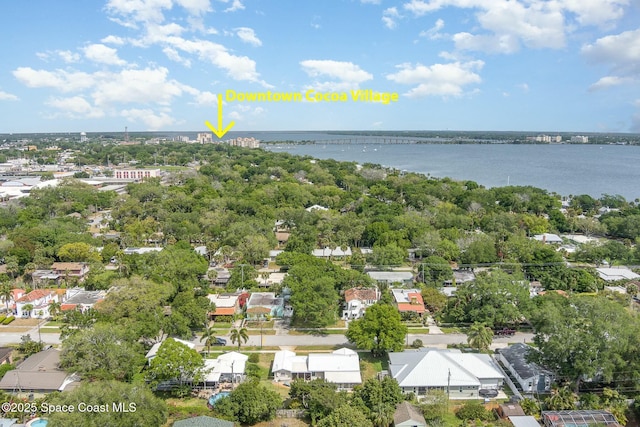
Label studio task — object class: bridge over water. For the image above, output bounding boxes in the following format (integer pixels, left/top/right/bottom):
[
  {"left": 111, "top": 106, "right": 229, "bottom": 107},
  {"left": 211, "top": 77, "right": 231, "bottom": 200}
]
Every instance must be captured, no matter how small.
[{"left": 310, "top": 136, "right": 448, "bottom": 144}]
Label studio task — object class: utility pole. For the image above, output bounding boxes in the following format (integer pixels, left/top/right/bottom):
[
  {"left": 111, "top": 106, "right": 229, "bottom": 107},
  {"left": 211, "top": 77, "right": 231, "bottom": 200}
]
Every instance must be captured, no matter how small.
[{"left": 447, "top": 368, "right": 451, "bottom": 406}]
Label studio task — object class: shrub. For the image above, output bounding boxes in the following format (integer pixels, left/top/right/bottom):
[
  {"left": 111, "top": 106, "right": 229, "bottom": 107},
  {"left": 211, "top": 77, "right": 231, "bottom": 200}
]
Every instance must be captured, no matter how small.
[
  {"left": 2, "top": 316, "right": 15, "bottom": 325},
  {"left": 456, "top": 401, "right": 495, "bottom": 422},
  {"left": 248, "top": 353, "right": 260, "bottom": 363},
  {"left": 411, "top": 339, "right": 423, "bottom": 348}
]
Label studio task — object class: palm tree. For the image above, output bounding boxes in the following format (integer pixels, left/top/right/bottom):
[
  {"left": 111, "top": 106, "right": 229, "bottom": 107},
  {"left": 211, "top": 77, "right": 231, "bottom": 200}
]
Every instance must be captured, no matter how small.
[
  {"left": 545, "top": 386, "right": 577, "bottom": 410},
  {"left": 466, "top": 322, "right": 493, "bottom": 351},
  {"left": 48, "top": 300, "right": 62, "bottom": 320},
  {"left": 229, "top": 327, "right": 249, "bottom": 350},
  {"left": 200, "top": 326, "right": 218, "bottom": 356},
  {"left": 0, "top": 282, "right": 12, "bottom": 313}
]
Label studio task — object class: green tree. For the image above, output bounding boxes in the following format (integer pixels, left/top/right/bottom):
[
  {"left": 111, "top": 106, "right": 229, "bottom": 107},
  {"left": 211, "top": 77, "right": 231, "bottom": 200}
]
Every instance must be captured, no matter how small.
[
  {"left": 289, "top": 379, "right": 344, "bottom": 425},
  {"left": 146, "top": 338, "right": 205, "bottom": 391},
  {"left": 420, "top": 390, "right": 448, "bottom": 422},
  {"left": 520, "top": 398, "right": 541, "bottom": 416},
  {"left": 48, "top": 300, "right": 61, "bottom": 319},
  {"left": 467, "top": 322, "right": 493, "bottom": 351},
  {"left": 370, "top": 243, "right": 406, "bottom": 268},
  {"left": 45, "top": 380, "right": 167, "bottom": 427},
  {"left": 456, "top": 400, "right": 494, "bottom": 422},
  {"left": 60, "top": 324, "right": 145, "bottom": 381},
  {"left": 545, "top": 386, "right": 577, "bottom": 410},
  {"left": 346, "top": 303, "right": 408, "bottom": 356},
  {"left": 420, "top": 256, "right": 453, "bottom": 286},
  {"left": 0, "top": 282, "right": 12, "bottom": 313},
  {"left": 56, "top": 242, "right": 101, "bottom": 263},
  {"left": 317, "top": 404, "right": 373, "bottom": 427},
  {"left": 352, "top": 377, "right": 403, "bottom": 427},
  {"left": 214, "top": 378, "right": 282, "bottom": 425},
  {"left": 421, "top": 287, "right": 447, "bottom": 315},
  {"left": 229, "top": 327, "right": 249, "bottom": 350}
]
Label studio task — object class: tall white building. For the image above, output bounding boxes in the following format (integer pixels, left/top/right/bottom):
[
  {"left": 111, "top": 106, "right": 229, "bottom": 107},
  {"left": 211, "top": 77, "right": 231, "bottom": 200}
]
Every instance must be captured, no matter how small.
[
  {"left": 80, "top": 132, "right": 87, "bottom": 143},
  {"left": 570, "top": 135, "right": 589, "bottom": 143}
]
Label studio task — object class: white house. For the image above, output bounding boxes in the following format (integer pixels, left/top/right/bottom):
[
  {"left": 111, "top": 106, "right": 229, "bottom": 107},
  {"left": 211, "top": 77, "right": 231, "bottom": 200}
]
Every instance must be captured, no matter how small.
[
  {"left": 312, "top": 247, "right": 352, "bottom": 258},
  {"left": 595, "top": 267, "right": 640, "bottom": 282},
  {"left": 202, "top": 352, "right": 248, "bottom": 387},
  {"left": 15, "top": 289, "right": 60, "bottom": 318},
  {"left": 388, "top": 348, "right": 504, "bottom": 399},
  {"left": 368, "top": 271, "right": 413, "bottom": 286},
  {"left": 272, "top": 348, "right": 362, "bottom": 391},
  {"left": 342, "top": 287, "right": 380, "bottom": 320},
  {"left": 497, "top": 343, "right": 554, "bottom": 393}
]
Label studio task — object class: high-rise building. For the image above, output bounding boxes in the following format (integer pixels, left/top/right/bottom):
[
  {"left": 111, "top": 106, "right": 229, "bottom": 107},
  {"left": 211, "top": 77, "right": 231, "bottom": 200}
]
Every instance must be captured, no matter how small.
[{"left": 80, "top": 132, "right": 87, "bottom": 143}]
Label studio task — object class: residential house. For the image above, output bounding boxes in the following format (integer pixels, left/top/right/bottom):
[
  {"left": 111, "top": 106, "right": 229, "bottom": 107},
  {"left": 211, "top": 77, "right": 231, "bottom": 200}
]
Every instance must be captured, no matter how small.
[
  {"left": 533, "top": 233, "right": 563, "bottom": 244},
  {"left": 31, "top": 270, "right": 61, "bottom": 287},
  {"left": 391, "top": 288, "right": 426, "bottom": 317},
  {"left": 202, "top": 352, "right": 248, "bottom": 387},
  {"left": 394, "top": 401, "right": 427, "bottom": 427},
  {"left": 15, "top": 289, "right": 60, "bottom": 318},
  {"left": 305, "top": 204, "right": 328, "bottom": 212},
  {"left": 275, "top": 231, "right": 290, "bottom": 247},
  {"left": 509, "top": 416, "right": 541, "bottom": 427},
  {"left": 0, "top": 348, "right": 80, "bottom": 395},
  {"left": 207, "top": 293, "right": 243, "bottom": 318},
  {"left": 50, "top": 262, "right": 90, "bottom": 282},
  {"left": 497, "top": 343, "right": 554, "bottom": 393},
  {"left": 245, "top": 292, "right": 284, "bottom": 319},
  {"left": 443, "top": 270, "right": 475, "bottom": 287},
  {"left": 595, "top": 267, "right": 640, "bottom": 282},
  {"left": 342, "top": 287, "right": 380, "bottom": 320},
  {"left": 368, "top": 271, "right": 414, "bottom": 286},
  {"left": 312, "top": 247, "right": 352, "bottom": 259},
  {"left": 388, "top": 348, "right": 504, "bottom": 399},
  {"left": 272, "top": 348, "right": 362, "bottom": 391},
  {"left": 60, "top": 288, "right": 106, "bottom": 313}
]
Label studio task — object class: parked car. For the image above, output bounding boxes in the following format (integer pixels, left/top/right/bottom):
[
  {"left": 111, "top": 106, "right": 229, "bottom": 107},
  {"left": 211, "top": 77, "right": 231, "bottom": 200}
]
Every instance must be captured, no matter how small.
[
  {"left": 213, "top": 337, "right": 227, "bottom": 346},
  {"left": 479, "top": 389, "right": 499, "bottom": 398},
  {"left": 494, "top": 328, "right": 516, "bottom": 336}
]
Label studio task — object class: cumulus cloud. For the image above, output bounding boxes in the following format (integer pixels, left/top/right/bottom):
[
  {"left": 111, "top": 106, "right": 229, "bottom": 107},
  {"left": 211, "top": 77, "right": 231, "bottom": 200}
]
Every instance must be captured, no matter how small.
[
  {"left": 402, "top": 0, "right": 630, "bottom": 54},
  {"left": 13, "top": 67, "right": 95, "bottom": 92},
  {"left": 582, "top": 29, "right": 640, "bottom": 74},
  {"left": 83, "top": 44, "right": 127, "bottom": 66},
  {"left": 36, "top": 50, "right": 81, "bottom": 63},
  {"left": 162, "top": 47, "right": 192, "bottom": 67},
  {"left": 300, "top": 60, "right": 373, "bottom": 91},
  {"left": 101, "top": 35, "right": 126, "bottom": 45},
  {"left": 589, "top": 76, "right": 635, "bottom": 91},
  {"left": 0, "top": 91, "right": 19, "bottom": 101},
  {"left": 46, "top": 96, "right": 104, "bottom": 118},
  {"left": 386, "top": 60, "right": 484, "bottom": 97},
  {"left": 235, "top": 27, "right": 262, "bottom": 46},
  {"left": 222, "top": 0, "right": 244, "bottom": 12}
]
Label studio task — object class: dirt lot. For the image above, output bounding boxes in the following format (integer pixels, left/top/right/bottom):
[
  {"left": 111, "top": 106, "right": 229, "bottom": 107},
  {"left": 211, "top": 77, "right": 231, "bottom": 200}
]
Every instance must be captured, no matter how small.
[{"left": 253, "top": 419, "right": 309, "bottom": 427}]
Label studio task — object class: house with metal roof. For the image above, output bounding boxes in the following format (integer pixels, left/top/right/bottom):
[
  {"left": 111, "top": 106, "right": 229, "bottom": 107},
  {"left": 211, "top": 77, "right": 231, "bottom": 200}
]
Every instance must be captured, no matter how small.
[
  {"left": 368, "top": 271, "right": 414, "bottom": 286},
  {"left": 497, "top": 343, "right": 554, "bottom": 393},
  {"left": 272, "top": 348, "right": 362, "bottom": 391},
  {"left": 390, "top": 288, "right": 426, "bottom": 316},
  {"left": 245, "top": 292, "right": 284, "bottom": 319},
  {"left": 388, "top": 348, "right": 504, "bottom": 399},
  {"left": 202, "top": 352, "right": 248, "bottom": 387}
]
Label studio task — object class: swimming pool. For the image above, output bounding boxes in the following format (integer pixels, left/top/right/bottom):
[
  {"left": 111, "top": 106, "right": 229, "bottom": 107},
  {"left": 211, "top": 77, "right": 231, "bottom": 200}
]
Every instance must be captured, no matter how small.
[
  {"left": 208, "top": 391, "right": 230, "bottom": 406},
  {"left": 26, "top": 418, "right": 48, "bottom": 427}
]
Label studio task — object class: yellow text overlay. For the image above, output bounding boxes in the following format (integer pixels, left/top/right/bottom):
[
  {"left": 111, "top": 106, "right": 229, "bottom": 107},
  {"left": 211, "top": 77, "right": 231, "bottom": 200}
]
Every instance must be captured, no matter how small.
[{"left": 225, "top": 89, "right": 399, "bottom": 105}]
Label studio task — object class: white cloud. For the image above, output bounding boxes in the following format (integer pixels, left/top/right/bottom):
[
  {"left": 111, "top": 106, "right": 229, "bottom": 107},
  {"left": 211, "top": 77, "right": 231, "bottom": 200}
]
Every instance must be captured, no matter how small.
[
  {"left": 36, "top": 50, "right": 81, "bottom": 63},
  {"left": 163, "top": 47, "right": 192, "bottom": 67},
  {"left": 386, "top": 61, "right": 484, "bottom": 97},
  {"left": 83, "top": 44, "right": 127, "bottom": 66},
  {"left": 13, "top": 67, "right": 95, "bottom": 92},
  {"left": 300, "top": 60, "right": 373, "bottom": 91},
  {"left": 101, "top": 35, "right": 126, "bottom": 45},
  {"left": 382, "top": 7, "right": 400, "bottom": 29},
  {"left": 46, "top": 96, "right": 104, "bottom": 118},
  {"left": 589, "top": 76, "right": 635, "bottom": 91},
  {"left": 105, "top": 0, "right": 173, "bottom": 25},
  {"left": 402, "top": 0, "right": 630, "bottom": 54},
  {"left": 235, "top": 27, "right": 262, "bottom": 47},
  {"left": 175, "top": 0, "right": 212, "bottom": 15},
  {"left": 0, "top": 91, "right": 19, "bottom": 101},
  {"left": 582, "top": 29, "right": 640, "bottom": 74},
  {"left": 91, "top": 67, "right": 190, "bottom": 106},
  {"left": 121, "top": 108, "right": 177, "bottom": 130},
  {"left": 518, "top": 83, "right": 529, "bottom": 93},
  {"left": 222, "top": 0, "right": 244, "bottom": 12},
  {"left": 419, "top": 18, "right": 445, "bottom": 39}
]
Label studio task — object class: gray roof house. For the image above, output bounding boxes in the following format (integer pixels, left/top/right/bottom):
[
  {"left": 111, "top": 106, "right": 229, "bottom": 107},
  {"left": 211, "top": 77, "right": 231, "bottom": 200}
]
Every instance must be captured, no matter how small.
[
  {"left": 389, "top": 348, "right": 504, "bottom": 399},
  {"left": 497, "top": 343, "right": 554, "bottom": 393},
  {"left": 0, "top": 348, "right": 79, "bottom": 395},
  {"left": 172, "top": 415, "right": 235, "bottom": 427},
  {"left": 368, "top": 271, "right": 414, "bottom": 286},
  {"left": 394, "top": 401, "right": 427, "bottom": 427}
]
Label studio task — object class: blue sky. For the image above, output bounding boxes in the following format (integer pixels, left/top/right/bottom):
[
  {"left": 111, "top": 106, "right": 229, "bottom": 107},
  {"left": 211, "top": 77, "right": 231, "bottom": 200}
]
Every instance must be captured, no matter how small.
[{"left": 1, "top": 0, "right": 639, "bottom": 133}]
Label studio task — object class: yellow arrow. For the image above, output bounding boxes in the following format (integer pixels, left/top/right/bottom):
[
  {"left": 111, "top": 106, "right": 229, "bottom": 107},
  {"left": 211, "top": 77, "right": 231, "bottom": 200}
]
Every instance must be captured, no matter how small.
[{"left": 205, "top": 94, "right": 235, "bottom": 138}]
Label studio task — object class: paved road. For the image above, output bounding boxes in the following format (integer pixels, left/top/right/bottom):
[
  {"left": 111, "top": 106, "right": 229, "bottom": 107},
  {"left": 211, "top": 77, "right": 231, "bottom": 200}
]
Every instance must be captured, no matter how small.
[{"left": 0, "top": 328, "right": 534, "bottom": 350}]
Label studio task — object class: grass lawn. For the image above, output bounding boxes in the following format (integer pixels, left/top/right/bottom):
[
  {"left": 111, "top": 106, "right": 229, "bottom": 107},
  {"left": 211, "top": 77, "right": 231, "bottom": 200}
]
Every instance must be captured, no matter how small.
[
  {"left": 246, "top": 329, "right": 276, "bottom": 336},
  {"left": 210, "top": 322, "right": 232, "bottom": 329},
  {"left": 164, "top": 397, "right": 211, "bottom": 426},
  {"left": 358, "top": 352, "right": 388, "bottom": 381},
  {"left": 253, "top": 418, "right": 309, "bottom": 427},
  {"left": 440, "top": 327, "right": 463, "bottom": 334},
  {"left": 39, "top": 327, "right": 60, "bottom": 333},
  {"left": 408, "top": 328, "right": 430, "bottom": 333},
  {"left": 245, "top": 320, "right": 274, "bottom": 328}
]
